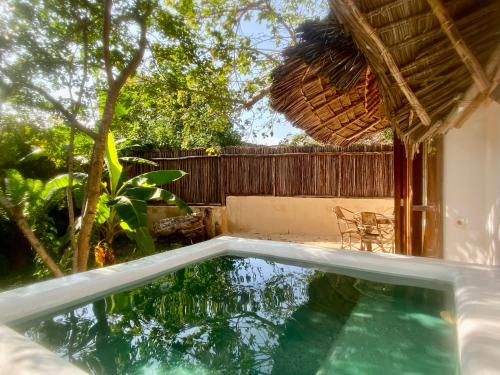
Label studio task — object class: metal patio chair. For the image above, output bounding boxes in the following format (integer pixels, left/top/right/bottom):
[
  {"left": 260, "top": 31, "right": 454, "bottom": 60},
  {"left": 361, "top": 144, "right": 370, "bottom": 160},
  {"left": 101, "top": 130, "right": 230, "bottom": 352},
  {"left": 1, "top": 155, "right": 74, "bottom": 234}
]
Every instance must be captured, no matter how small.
[
  {"left": 333, "top": 206, "right": 361, "bottom": 250},
  {"left": 355, "top": 211, "right": 395, "bottom": 253}
]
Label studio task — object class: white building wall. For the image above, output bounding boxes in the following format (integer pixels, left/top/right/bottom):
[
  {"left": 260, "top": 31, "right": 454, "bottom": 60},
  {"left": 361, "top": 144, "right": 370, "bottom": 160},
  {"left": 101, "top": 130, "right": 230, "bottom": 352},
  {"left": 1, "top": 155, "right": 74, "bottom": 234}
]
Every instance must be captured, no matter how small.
[{"left": 443, "top": 100, "right": 500, "bottom": 265}]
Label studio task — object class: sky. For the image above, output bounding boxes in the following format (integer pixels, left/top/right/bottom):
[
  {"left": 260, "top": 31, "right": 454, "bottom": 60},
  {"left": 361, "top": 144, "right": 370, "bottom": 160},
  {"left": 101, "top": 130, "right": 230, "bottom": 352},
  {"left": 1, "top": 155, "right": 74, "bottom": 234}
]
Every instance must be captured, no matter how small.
[{"left": 236, "top": 2, "right": 328, "bottom": 145}]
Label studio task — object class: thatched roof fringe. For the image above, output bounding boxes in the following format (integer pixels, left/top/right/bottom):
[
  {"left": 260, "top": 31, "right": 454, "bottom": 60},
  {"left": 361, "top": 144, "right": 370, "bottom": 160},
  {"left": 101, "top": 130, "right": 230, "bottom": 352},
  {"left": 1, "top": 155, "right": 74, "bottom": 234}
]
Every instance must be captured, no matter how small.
[
  {"left": 277, "top": 19, "right": 368, "bottom": 92},
  {"left": 333, "top": 0, "right": 432, "bottom": 127},
  {"left": 270, "top": 17, "right": 389, "bottom": 146}
]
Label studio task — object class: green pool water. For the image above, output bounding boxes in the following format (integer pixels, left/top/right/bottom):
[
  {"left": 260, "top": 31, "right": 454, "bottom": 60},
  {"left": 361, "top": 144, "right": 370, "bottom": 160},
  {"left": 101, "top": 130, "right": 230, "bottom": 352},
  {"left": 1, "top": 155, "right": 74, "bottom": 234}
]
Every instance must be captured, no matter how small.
[{"left": 15, "top": 256, "right": 457, "bottom": 375}]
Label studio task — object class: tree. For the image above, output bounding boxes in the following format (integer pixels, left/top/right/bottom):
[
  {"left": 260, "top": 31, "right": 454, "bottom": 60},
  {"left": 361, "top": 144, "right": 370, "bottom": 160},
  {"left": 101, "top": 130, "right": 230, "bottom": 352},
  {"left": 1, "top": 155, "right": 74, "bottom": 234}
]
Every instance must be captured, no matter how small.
[
  {"left": 1, "top": 0, "right": 154, "bottom": 271},
  {"left": 1, "top": 0, "right": 328, "bottom": 274}
]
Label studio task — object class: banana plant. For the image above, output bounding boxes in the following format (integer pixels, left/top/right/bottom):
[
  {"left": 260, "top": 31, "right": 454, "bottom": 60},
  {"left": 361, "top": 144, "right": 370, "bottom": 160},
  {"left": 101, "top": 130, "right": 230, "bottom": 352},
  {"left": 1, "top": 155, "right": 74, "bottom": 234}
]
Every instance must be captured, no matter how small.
[{"left": 51, "top": 132, "right": 191, "bottom": 255}]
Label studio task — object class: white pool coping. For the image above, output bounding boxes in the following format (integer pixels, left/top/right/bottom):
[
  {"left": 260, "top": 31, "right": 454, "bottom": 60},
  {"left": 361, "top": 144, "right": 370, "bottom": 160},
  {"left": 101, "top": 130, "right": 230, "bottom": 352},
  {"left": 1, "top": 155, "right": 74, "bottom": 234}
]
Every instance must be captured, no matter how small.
[{"left": 0, "top": 236, "right": 499, "bottom": 374}]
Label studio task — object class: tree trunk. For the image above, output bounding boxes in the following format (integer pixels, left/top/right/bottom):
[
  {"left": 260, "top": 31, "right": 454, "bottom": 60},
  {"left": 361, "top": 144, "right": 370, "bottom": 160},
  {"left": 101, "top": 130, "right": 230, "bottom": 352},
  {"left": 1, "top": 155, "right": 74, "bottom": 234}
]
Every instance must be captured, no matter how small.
[
  {"left": 76, "top": 90, "right": 119, "bottom": 272},
  {"left": 0, "top": 196, "right": 64, "bottom": 277},
  {"left": 67, "top": 125, "right": 79, "bottom": 273}
]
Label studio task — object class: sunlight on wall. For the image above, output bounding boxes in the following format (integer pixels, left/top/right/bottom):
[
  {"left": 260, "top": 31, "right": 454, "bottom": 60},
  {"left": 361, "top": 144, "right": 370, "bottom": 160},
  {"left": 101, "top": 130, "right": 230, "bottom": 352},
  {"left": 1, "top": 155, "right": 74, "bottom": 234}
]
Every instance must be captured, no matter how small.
[{"left": 443, "top": 100, "right": 500, "bottom": 265}]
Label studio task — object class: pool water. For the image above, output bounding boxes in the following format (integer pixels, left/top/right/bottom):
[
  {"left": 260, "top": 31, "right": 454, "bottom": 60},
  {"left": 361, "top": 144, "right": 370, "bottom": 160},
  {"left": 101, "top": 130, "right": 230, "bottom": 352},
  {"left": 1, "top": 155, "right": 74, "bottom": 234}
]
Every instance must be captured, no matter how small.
[{"left": 15, "top": 256, "right": 457, "bottom": 375}]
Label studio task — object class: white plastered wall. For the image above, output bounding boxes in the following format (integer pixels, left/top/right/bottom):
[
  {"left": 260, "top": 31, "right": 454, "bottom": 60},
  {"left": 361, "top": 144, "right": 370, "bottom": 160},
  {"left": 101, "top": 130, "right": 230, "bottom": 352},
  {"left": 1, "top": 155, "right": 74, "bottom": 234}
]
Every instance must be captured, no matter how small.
[{"left": 443, "top": 100, "right": 500, "bottom": 265}]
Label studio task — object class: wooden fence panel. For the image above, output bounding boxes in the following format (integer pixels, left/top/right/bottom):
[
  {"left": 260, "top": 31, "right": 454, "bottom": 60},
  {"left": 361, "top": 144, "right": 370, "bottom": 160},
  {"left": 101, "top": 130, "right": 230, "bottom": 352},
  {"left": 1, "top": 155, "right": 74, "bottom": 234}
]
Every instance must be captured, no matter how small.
[
  {"left": 222, "top": 156, "right": 273, "bottom": 196},
  {"left": 130, "top": 145, "right": 393, "bottom": 204}
]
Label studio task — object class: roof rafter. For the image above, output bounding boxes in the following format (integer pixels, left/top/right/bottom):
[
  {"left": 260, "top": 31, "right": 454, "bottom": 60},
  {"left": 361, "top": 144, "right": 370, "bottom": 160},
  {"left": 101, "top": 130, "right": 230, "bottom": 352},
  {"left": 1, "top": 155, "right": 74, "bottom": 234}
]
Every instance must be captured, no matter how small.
[{"left": 426, "top": 0, "right": 490, "bottom": 93}]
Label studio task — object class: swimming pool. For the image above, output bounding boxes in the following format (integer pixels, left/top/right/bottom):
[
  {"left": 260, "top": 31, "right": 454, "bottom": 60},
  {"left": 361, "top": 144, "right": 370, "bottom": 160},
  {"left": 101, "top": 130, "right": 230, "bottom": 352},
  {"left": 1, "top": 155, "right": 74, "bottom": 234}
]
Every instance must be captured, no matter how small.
[{"left": 0, "top": 237, "right": 499, "bottom": 374}]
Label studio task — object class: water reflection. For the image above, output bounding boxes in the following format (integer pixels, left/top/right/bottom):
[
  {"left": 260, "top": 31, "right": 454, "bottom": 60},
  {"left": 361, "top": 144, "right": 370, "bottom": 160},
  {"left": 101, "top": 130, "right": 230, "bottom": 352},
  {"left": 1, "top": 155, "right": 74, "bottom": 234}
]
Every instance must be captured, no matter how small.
[{"left": 17, "top": 257, "right": 456, "bottom": 375}]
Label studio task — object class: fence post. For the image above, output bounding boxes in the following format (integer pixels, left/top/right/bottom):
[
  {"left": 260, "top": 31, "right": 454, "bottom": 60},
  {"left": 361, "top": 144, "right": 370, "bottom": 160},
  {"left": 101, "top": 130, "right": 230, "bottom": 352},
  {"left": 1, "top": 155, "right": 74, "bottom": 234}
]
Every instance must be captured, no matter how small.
[
  {"left": 337, "top": 154, "right": 342, "bottom": 197},
  {"left": 219, "top": 155, "right": 226, "bottom": 205},
  {"left": 272, "top": 155, "right": 276, "bottom": 196}
]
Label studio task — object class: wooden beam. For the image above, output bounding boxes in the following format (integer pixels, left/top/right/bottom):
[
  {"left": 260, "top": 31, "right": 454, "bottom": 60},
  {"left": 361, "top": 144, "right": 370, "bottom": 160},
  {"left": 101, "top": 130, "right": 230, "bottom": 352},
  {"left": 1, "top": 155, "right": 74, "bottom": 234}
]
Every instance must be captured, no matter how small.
[
  {"left": 404, "top": 148, "right": 413, "bottom": 256},
  {"left": 334, "top": 0, "right": 432, "bottom": 127},
  {"left": 440, "top": 44, "right": 500, "bottom": 134},
  {"left": 345, "top": 120, "right": 381, "bottom": 142},
  {"left": 426, "top": 0, "right": 490, "bottom": 93}
]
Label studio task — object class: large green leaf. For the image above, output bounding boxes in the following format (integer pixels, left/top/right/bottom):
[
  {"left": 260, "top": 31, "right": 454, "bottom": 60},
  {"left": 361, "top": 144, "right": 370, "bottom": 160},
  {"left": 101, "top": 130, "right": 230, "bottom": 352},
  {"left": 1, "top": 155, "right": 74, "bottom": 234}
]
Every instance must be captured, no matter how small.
[
  {"left": 2, "top": 169, "right": 27, "bottom": 205},
  {"left": 105, "top": 132, "right": 123, "bottom": 195},
  {"left": 19, "top": 147, "right": 45, "bottom": 163},
  {"left": 108, "top": 196, "right": 148, "bottom": 229},
  {"left": 120, "top": 223, "right": 155, "bottom": 255},
  {"left": 95, "top": 194, "right": 110, "bottom": 225},
  {"left": 42, "top": 173, "right": 87, "bottom": 201},
  {"left": 125, "top": 170, "right": 187, "bottom": 187},
  {"left": 119, "top": 156, "right": 158, "bottom": 167},
  {"left": 125, "top": 187, "right": 192, "bottom": 214}
]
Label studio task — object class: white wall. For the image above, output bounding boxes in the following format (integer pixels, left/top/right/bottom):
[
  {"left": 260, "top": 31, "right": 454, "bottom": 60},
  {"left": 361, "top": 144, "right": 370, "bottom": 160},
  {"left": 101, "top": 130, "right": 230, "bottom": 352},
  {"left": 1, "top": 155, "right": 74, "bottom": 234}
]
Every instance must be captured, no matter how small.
[{"left": 443, "top": 100, "right": 500, "bottom": 265}]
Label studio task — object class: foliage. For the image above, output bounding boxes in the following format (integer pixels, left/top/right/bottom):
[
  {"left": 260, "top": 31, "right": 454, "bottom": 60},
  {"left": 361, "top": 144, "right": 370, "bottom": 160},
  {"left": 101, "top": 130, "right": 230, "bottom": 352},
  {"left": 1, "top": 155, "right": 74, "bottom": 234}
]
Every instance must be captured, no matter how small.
[
  {"left": 355, "top": 128, "right": 394, "bottom": 146},
  {"left": 112, "top": 0, "right": 330, "bottom": 146},
  {"left": 0, "top": 169, "right": 73, "bottom": 276},
  {"left": 0, "top": 114, "right": 92, "bottom": 176},
  {"left": 0, "top": 0, "right": 330, "bottom": 273},
  {"left": 279, "top": 132, "right": 323, "bottom": 146},
  {"left": 57, "top": 133, "right": 191, "bottom": 255}
]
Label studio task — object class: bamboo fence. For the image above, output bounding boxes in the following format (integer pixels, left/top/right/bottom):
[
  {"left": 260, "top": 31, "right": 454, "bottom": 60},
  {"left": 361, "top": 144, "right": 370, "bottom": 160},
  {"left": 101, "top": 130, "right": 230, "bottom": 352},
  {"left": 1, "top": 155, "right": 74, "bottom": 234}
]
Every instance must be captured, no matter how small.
[{"left": 129, "top": 144, "right": 393, "bottom": 205}]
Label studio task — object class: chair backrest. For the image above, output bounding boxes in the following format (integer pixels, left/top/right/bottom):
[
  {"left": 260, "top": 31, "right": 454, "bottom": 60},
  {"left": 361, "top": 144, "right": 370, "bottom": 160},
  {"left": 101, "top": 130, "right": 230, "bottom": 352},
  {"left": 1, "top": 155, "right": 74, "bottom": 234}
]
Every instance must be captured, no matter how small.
[
  {"left": 360, "top": 212, "right": 378, "bottom": 226},
  {"left": 359, "top": 211, "right": 380, "bottom": 235},
  {"left": 375, "top": 213, "right": 395, "bottom": 239},
  {"left": 333, "top": 206, "right": 357, "bottom": 234},
  {"left": 333, "top": 206, "right": 346, "bottom": 221}
]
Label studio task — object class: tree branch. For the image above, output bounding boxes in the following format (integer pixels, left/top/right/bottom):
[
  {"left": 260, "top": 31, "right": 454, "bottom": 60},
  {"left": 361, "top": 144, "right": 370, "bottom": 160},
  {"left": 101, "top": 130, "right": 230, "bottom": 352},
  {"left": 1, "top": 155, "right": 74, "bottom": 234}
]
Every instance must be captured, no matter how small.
[
  {"left": 264, "top": 0, "right": 296, "bottom": 44},
  {"left": 0, "top": 195, "right": 64, "bottom": 277},
  {"left": 114, "top": 10, "right": 150, "bottom": 91},
  {"left": 238, "top": 85, "right": 271, "bottom": 109},
  {"left": 25, "top": 82, "right": 98, "bottom": 139},
  {"left": 103, "top": 0, "right": 114, "bottom": 85}
]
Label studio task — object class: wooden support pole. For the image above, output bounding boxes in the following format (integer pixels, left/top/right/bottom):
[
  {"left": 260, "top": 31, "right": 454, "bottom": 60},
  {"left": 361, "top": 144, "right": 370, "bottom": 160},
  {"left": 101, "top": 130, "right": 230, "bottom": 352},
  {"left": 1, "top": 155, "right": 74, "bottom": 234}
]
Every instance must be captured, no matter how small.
[
  {"left": 404, "top": 150, "right": 413, "bottom": 256},
  {"left": 426, "top": 0, "right": 490, "bottom": 93},
  {"left": 334, "top": 0, "right": 432, "bottom": 127}
]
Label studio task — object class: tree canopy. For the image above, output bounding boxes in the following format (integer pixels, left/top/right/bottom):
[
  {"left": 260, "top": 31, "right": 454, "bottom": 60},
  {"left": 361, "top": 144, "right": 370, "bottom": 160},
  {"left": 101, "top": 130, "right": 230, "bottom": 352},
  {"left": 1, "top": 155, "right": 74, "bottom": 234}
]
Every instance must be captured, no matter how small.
[{"left": 0, "top": 0, "right": 328, "bottom": 274}]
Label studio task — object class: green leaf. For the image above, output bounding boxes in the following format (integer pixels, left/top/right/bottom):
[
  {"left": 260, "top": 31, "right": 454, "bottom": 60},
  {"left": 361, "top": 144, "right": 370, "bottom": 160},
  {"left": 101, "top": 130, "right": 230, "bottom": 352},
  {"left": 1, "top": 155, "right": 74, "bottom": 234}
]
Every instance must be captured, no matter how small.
[
  {"left": 119, "top": 156, "right": 158, "bottom": 167},
  {"left": 95, "top": 194, "right": 110, "bottom": 225},
  {"left": 119, "top": 222, "right": 155, "bottom": 254},
  {"left": 19, "top": 147, "right": 45, "bottom": 163},
  {"left": 42, "top": 173, "right": 87, "bottom": 200},
  {"left": 125, "top": 186, "right": 192, "bottom": 214},
  {"left": 105, "top": 132, "right": 123, "bottom": 195},
  {"left": 2, "top": 169, "right": 27, "bottom": 205},
  {"left": 108, "top": 196, "right": 147, "bottom": 229},
  {"left": 125, "top": 170, "right": 187, "bottom": 187}
]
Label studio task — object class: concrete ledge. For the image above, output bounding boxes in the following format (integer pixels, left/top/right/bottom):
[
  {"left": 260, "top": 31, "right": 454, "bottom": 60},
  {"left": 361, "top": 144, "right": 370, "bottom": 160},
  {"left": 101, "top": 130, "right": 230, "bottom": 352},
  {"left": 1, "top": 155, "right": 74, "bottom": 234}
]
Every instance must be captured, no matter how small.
[
  {"left": 0, "top": 237, "right": 499, "bottom": 375},
  {"left": 0, "top": 326, "right": 86, "bottom": 375}
]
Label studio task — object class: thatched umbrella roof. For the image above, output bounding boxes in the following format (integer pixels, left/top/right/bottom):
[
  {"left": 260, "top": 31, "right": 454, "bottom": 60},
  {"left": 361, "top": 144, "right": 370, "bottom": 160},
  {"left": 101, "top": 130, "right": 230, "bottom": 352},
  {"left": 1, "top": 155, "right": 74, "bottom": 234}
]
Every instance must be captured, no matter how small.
[
  {"left": 271, "top": 0, "right": 500, "bottom": 151},
  {"left": 270, "top": 18, "right": 390, "bottom": 146}
]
